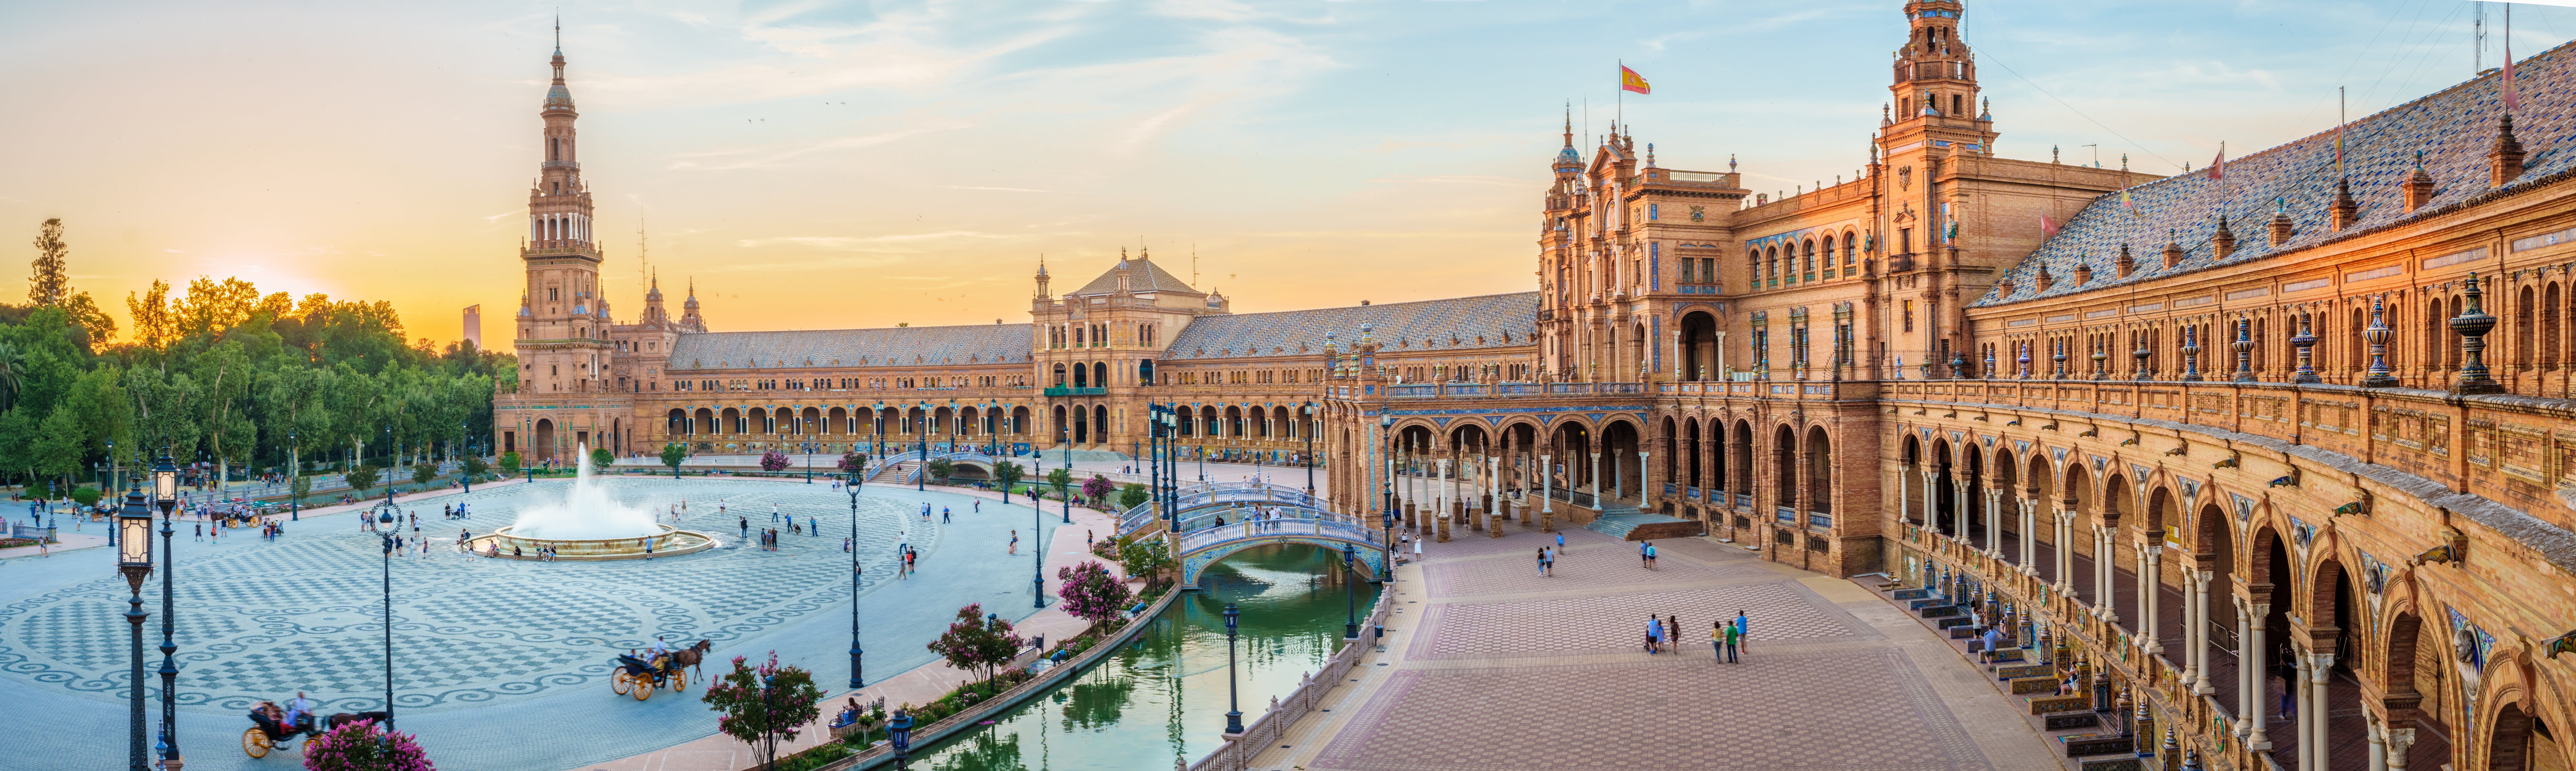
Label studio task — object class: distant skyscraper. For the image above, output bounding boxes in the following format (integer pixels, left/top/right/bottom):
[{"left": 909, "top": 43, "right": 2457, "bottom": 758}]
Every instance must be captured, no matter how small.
[{"left": 463, "top": 304, "right": 483, "bottom": 350}]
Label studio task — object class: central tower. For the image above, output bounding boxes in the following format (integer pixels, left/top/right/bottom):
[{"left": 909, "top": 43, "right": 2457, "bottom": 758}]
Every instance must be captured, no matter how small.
[{"left": 516, "top": 23, "right": 614, "bottom": 395}]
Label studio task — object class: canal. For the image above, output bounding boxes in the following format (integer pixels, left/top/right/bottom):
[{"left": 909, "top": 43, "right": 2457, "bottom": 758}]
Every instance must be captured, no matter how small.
[{"left": 906, "top": 543, "right": 1383, "bottom": 770}]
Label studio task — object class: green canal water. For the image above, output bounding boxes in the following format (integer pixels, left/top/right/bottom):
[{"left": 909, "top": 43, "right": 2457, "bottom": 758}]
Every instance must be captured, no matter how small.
[{"left": 908, "top": 544, "right": 1383, "bottom": 770}]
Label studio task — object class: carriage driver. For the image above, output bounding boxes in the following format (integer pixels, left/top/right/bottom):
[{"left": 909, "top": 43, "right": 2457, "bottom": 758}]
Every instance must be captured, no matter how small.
[
  {"left": 646, "top": 637, "right": 671, "bottom": 668},
  {"left": 284, "top": 691, "right": 315, "bottom": 731}
]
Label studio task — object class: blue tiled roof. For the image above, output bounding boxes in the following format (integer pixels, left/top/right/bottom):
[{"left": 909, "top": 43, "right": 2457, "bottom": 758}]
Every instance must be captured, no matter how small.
[
  {"left": 667, "top": 325, "right": 1032, "bottom": 370},
  {"left": 1976, "top": 40, "right": 2576, "bottom": 307},
  {"left": 1162, "top": 292, "right": 1540, "bottom": 361}
]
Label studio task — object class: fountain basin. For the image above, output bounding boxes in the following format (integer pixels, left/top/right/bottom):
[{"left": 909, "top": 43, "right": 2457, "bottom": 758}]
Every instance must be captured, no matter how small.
[{"left": 468, "top": 524, "right": 720, "bottom": 561}]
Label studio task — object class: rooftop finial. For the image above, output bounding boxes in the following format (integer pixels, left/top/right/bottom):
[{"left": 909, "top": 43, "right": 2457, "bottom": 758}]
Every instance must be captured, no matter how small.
[{"left": 554, "top": 12, "right": 562, "bottom": 56}]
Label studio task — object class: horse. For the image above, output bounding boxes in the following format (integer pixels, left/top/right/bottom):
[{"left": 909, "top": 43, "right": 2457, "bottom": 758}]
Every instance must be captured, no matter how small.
[{"left": 669, "top": 639, "right": 713, "bottom": 675}]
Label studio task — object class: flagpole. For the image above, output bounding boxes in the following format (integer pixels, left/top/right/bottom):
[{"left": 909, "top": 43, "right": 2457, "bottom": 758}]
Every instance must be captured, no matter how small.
[{"left": 1616, "top": 59, "right": 1623, "bottom": 128}]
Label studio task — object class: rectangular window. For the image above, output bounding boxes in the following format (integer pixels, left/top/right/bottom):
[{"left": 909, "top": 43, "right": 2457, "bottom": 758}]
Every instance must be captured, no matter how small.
[
  {"left": 1648, "top": 203, "right": 1659, "bottom": 220},
  {"left": 1902, "top": 300, "right": 1915, "bottom": 332},
  {"left": 1650, "top": 244, "right": 1662, "bottom": 291}
]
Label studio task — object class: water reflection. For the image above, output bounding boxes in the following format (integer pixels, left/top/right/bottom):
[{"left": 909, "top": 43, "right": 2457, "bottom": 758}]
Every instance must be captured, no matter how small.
[{"left": 911, "top": 543, "right": 1382, "bottom": 771}]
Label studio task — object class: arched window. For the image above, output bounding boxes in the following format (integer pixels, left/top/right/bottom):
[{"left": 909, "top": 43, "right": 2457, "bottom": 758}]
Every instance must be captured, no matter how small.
[
  {"left": 1801, "top": 239, "right": 1817, "bottom": 280},
  {"left": 1093, "top": 362, "right": 1108, "bottom": 387}
]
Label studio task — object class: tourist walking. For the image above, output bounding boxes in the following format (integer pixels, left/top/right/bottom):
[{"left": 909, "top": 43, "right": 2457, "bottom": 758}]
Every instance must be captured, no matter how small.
[
  {"left": 941, "top": 507, "right": 950, "bottom": 523},
  {"left": 1535, "top": 548, "right": 1547, "bottom": 576},
  {"left": 810, "top": 515, "right": 819, "bottom": 535},
  {"left": 1639, "top": 540, "right": 1652, "bottom": 568},
  {"left": 1645, "top": 615, "right": 1664, "bottom": 654},
  {"left": 1009, "top": 530, "right": 1019, "bottom": 555},
  {"left": 972, "top": 500, "right": 980, "bottom": 515},
  {"left": 1733, "top": 611, "right": 1750, "bottom": 656},
  {"left": 739, "top": 516, "right": 749, "bottom": 544}
]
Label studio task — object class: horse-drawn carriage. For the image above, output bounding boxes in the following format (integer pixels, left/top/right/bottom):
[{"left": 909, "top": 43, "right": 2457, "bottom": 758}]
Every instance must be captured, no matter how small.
[
  {"left": 610, "top": 639, "right": 710, "bottom": 701},
  {"left": 241, "top": 705, "right": 387, "bottom": 759}
]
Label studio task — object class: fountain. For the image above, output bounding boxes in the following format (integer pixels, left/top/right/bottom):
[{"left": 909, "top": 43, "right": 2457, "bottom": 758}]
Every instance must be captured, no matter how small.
[{"left": 467, "top": 444, "right": 718, "bottom": 560}]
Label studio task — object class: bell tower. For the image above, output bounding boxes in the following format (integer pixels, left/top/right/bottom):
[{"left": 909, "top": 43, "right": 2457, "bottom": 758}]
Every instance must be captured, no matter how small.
[{"left": 515, "top": 19, "right": 615, "bottom": 395}]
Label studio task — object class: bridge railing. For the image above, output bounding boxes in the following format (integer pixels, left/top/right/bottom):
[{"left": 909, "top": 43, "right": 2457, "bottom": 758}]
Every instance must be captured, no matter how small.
[
  {"left": 1184, "top": 584, "right": 1395, "bottom": 771},
  {"left": 1118, "top": 483, "right": 1320, "bottom": 535},
  {"left": 1170, "top": 505, "right": 1347, "bottom": 535},
  {"left": 1174, "top": 517, "right": 1382, "bottom": 555}
]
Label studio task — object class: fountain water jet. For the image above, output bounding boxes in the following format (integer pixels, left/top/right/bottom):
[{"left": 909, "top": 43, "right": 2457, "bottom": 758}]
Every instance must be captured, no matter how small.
[{"left": 467, "top": 443, "right": 717, "bottom": 560}]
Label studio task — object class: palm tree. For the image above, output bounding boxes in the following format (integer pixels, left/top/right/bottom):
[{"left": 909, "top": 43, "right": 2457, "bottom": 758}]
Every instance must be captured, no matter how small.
[{"left": 0, "top": 341, "right": 23, "bottom": 412}]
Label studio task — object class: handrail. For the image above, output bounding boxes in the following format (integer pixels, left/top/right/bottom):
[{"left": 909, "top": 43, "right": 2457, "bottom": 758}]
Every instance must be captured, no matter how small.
[{"left": 1173, "top": 518, "right": 1381, "bottom": 554}]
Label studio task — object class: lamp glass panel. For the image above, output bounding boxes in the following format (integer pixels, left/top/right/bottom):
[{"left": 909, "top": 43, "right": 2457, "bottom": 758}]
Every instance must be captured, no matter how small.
[
  {"left": 154, "top": 470, "right": 177, "bottom": 500},
  {"left": 118, "top": 516, "right": 152, "bottom": 565}
]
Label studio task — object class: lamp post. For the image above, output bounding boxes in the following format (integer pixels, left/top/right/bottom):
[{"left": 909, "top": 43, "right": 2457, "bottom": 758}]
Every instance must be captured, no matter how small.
[
  {"left": 1378, "top": 416, "right": 1395, "bottom": 536},
  {"left": 1222, "top": 602, "right": 1243, "bottom": 735},
  {"left": 1033, "top": 467, "right": 1046, "bottom": 609},
  {"left": 915, "top": 402, "right": 928, "bottom": 492},
  {"left": 379, "top": 509, "right": 396, "bottom": 733},
  {"left": 1342, "top": 541, "right": 1359, "bottom": 640},
  {"left": 1059, "top": 433, "right": 1072, "bottom": 525},
  {"left": 805, "top": 436, "right": 815, "bottom": 484},
  {"left": 117, "top": 475, "right": 153, "bottom": 771},
  {"left": 846, "top": 468, "right": 865, "bottom": 690},
  {"left": 288, "top": 431, "right": 301, "bottom": 521},
  {"left": 1302, "top": 402, "right": 1316, "bottom": 496},
  {"left": 887, "top": 709, "right": 915, "bottom": 770},
  {"left": 151, "top": 449, "right": 181, "bottom": 770},
  {"left": 459, "top": 422, "right": 470, "bottom": 493}
]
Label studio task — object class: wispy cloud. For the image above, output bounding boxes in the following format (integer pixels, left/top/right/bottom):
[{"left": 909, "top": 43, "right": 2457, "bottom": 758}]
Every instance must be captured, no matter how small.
[{"left": 666, "top": 120, "right": 971, "bottom": 170}]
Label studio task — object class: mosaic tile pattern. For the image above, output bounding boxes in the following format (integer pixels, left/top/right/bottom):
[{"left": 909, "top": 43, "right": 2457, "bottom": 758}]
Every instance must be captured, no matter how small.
[
  {"left": 0, "top": 478, "right": 922, "bottom": 714},
  {"left": 1311, "top": 650, "right": 1994, "bottom": 771}
]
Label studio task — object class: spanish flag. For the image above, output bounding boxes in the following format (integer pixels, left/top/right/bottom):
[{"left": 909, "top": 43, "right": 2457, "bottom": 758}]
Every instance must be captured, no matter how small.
[{"left": 1620, "top": 65, "right": 1651, "bottom": 95}]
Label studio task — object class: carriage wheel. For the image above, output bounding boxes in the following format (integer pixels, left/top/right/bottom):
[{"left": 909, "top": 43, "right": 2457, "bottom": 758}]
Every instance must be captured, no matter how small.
[
  {"left": 611, "top": 671, "right": 633, "bottom": 695},
  {"left": 672, "top": 667, "right": 688, "bottom": 692},
  {"left": 634, "top": 678, "right": 655, "bottom": 701},
  {"left": 243, "top": 727, "right": 273, "bottom": 759}
]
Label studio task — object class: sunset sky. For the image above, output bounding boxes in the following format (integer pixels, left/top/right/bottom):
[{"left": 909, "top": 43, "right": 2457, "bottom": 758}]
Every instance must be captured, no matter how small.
[{"left": 0, "top": 0, "right": 2563, "bottom": 347}]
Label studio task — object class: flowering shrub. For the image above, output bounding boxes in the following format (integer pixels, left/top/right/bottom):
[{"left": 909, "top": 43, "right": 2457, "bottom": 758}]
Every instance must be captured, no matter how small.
[
  {"left": 758, "top": 451, "right": 791, "bottom": 472},
  {"left": 926, "top": 603, "right": 1024, "bottom": 691},
  {"left": 301, "top": 717, "right": 434, "bottom": 771},
  {"left": 1056, "top": 560, "right": 1133, "bottom": 626},
  {"left": 701, "top": 652, "right": 823, "bottom": 771},
  {"left": 1080, "top": 474, "right": 1114, "bottom": 505}
]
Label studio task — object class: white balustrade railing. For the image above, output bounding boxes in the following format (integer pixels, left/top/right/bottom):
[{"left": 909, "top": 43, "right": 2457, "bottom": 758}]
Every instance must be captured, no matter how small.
[{"left": 1184, "top": 589, "right": 1396, "bottom": 771}]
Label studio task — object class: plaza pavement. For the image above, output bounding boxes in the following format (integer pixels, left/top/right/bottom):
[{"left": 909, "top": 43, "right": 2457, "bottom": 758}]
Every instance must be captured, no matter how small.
[
  {"left": 1238, "top": 524, "right": 2064, "bottom": 771},
  {"left": 0, "top": 475, "right": 1077, "bottom": 771}
]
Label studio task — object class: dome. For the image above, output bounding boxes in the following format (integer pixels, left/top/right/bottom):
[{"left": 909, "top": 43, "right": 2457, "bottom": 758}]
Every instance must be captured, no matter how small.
[
  {"left": 545, "top": 83, "right": 575, "bottom": 110},
  {"left": 1554, "top": 146, "right": 1581, "bottom": 167}
]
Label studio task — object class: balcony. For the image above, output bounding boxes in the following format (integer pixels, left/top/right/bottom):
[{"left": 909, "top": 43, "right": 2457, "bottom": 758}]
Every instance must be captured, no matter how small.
[{"left": 1043, "top": 386, "right": 1107, "bottom": 397}]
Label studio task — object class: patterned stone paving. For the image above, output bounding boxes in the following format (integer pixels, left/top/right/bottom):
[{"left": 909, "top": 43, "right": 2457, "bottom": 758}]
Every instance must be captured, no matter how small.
[
  {"left": 1405, "top": 582, "right": 1868, "bottom": 660},
  {"left": 1311, "top": 649, "right": 1992, "bottom": 771},
  {"left": 1421, "top": 538, "right": 1762, "bottom": 598},
  {"left": 0, "top": 478, "right": 922, "bottom": 714}
]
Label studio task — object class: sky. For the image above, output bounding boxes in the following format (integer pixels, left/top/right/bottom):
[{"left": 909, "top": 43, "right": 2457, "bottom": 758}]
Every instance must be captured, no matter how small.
[{"left": 1, "top": 0, "right": 2569, "bottom": 347}]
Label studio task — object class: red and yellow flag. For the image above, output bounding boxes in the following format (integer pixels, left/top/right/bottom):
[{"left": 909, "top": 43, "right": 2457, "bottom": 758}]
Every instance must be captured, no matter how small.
[{"left": 1620, "top": 65, "right": 1651, "bottom": 95}]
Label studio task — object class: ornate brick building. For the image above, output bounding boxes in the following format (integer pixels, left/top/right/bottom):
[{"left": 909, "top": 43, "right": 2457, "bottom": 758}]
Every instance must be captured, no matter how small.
[{"left": 495, "top": 5, "right": 2576, "bottom": 768}]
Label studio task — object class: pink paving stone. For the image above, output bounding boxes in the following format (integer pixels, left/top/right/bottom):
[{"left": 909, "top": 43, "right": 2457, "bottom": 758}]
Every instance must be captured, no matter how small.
[
  {"left": 1403, "top": 581, "right": 1868, "bottom": 661},
  {"left": 1423, "top": 538, "right": 1768, "bottom": 598},
  {"left": 1311, "top": 649, "right": 1995, "bottom": 771}
]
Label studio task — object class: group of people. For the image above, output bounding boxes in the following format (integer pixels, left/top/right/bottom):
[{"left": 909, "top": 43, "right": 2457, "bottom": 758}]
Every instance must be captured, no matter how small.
[
  {"left": 1637, "top": 612, "right": 1751, "bottom": 663},
  {"left": 442, "top": 502, "right": 474, "bottom": 520}
]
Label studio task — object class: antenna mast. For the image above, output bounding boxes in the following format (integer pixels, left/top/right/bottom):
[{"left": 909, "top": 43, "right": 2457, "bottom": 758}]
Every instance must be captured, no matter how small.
[{"left": 2477, "top": 3, "right": 2488, "bottom": 73}]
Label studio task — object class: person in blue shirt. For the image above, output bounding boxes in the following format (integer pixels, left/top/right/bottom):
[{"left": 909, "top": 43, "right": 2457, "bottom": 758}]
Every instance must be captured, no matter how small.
[{"left": 1734, "top": 611, "right": 1750, "bottom": 655}]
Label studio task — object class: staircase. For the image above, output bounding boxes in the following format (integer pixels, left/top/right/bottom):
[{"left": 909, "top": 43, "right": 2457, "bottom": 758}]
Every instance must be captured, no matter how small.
[{"left": 871, "top": 461, "right": 923, "bottom": 484}]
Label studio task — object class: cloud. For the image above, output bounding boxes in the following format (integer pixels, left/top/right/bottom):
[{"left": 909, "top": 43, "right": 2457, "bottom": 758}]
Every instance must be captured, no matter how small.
[
  {"left": 734, "top": 231, "right": 1037, "bottom": 250},
  {"left": 666, "top": 120, "right": 971, "bottom": 171},
  {"left": 942, "top": 185, "right": 1062, "bottom": 193}
]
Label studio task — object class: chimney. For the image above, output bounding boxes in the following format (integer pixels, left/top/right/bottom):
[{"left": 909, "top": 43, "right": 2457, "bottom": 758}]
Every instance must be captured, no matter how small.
[
  {"left": 2328, "top": 178, "right": 2359, "bottom": 231},
  {"left": 2162, "top": 232, "right": 2184, "bottom": 269},
  {"left": 2214, "top": 215, "right": 2238, "bottom": 259},
  {"left": 2036, "top": 265, "right": 2055, "bottom": 293},
  {"left": 2491, "top": 114, "right": 2527, "bottom": 186},
  {"left": 2404, "top": 151, "right": 2435, "bottom": 212},
  {"left": 2269, "top": 200, "right": 2294, "bottom": 246},
  {"left": 2116, "top": 244, "right": 2137, "bottom": 277},
  {"left": 2074, "top": 263, "right": 2093, "bottom": 286}
]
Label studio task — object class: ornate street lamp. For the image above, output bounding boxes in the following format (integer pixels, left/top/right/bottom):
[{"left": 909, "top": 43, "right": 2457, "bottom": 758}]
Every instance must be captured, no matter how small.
[
  {"left": 459, "top": 422, "right": 471, "bottom": 493},
  {"left": 288, "top": 430, "right": 300, "bottom": 520},
  {"left": 379, "top": 517, "right": 396, "bottom": 732},
  {"left": 1033, "top": 465, "right": 1047, "bottom": 609},
  {"left": 1342, "top": 541, "right": 1360, "bottom": 640},
  {"left": 1222, "top": 602, "right": 1243, "bottom": 735},
  {"left": 1302, "top": 402, "right": 1316, "bottom": 496},
  {"left": 915, "top": 402, "right": 928, "bottom": 492},
  {"left": 151, "top": 447, "right": 181, "bottom": 770},
  {"left": 847, "top": 468, "right": 865, "bottom": 690},
  {"left": 887, "top": 709, "right": 915, "bottom": 770},
  {"left": 117, "top": 478, "right": 154, "bottom": 771}
]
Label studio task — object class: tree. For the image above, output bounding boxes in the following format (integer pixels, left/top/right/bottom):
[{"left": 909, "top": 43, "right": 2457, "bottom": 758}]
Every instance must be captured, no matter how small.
[
  {"left": 993, "top": 460, "right": 1024, "bottom": 504},
  {"left": 1055, "top": 560, "right": 1133, "bottom": 626},
  {"left": 758, "top": 450, "right": 790, "bottom": 472},
  {"left": 589, "top": 446, "right": 612, "bottom": 474},
  {"left": 461, "top": 454, "right": 488, "bottom": 479},
  {"left": 835, "top": 450, "right": 866, "bottom": 475},
  {"left": 1117, "top": 482, "right": 1149, "bottom": 511},
  {"left": 700, "top": 652, "right": 823, "bottom": 771},
  {"left": 498, "top": 451, "right": 521, "bottom": 476},
  {"left": 925, "top": 603, "right": 1025, "bottom": 692},
  {"left": 343, "top": 464, "right": 380, "bottom": 495},
  {"left": 1118, "top": 536, "right": 1174, "bottom": 588},
  {"left": 28, "top": 218, "right": 67, "bottom": 307},
  {"left": 290, "top": 473, "right": 313, "bottom": 503},
  {"left": 661, "top": 443, "right": 688, "bottom": 477},
  {"left": 1081, "top": 474, "right": 1113, "bottom": 506},
  {"left": 299, "top": 716, "right": 435, "bottom": 771},
  {"left": 926, "top": 457, "right": 953, "bottom": 484},
  {"left": 1046, "top": 467, "right": 1073, "bottom": 502},
  {"left": 411, "top": 462, "right": 437, "bottom": 486}
]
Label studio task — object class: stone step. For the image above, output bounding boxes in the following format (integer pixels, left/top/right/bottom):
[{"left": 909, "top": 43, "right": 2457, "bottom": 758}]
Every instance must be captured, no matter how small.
[
  {"left": 2008, "top": 677, "right": 2059, "bottom": 694},
  {"left": 2027, "top": 695, "right": 2091, "bottom": 715},
  {"left": 1997, "top": 664, "right": 2055, "bottom": 680},
  {"left": 1891, "top": 588, "right": 1931, "bottom": 600},
  {"left": 1918, "top": 605, "right": 1962, "bottom": 618},
  {"left": 2078, "top": 756, "right": 2144, "bottom": 771},
  {"left": 2063, "top": 735, "right": 2137, "bottom": 758},
  {"left": 2045, "top": 713, "right": 2103, "bottom": 731}
]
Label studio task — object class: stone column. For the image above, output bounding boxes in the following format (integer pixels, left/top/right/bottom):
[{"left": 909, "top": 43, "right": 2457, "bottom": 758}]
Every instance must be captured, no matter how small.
[
  {"left": 2294, "top": 650, "right": 2316, "bottom": 771},
  {"left": 2058, "top": 507, "right": 2078, "bottom": 594},
  {"left": 1488, "top": 455, "right": 1504, "bottom": 537},
  {"left": 1436, "top": 458, "right": 1451, "bottom": 543},
  {"left": 2141, "top": 543, "right": 2162, "bottom": 653},
  {"left": 1952, "top": 475, "right": 1969, "bottom": 543},
  {"left": 2310, "top": 651, "right": 2335, "bottom": 771},
  {"left": 2097, "top": 528, "right": 2119, "bottom": 623},
  {"left": 2386, "top": 727, "right": 2414, "bottom": 771},
  {"left": 1897, "top": 468, "right": 1913, "bottom": 526},
  {"left": 2019, "top": 498, "right": 2037, "bottom": 572},
  {"left": 1611, "top": 448, "right": 1625, "bottom": 504},
  {"left": 1920, "top": 471, "right": 1938, "bottom": 535},
  {"left": 2367, "top": 713, "right": 2389, "bottom": 771},
  {"left": 2194, "top": 570, "right": 2217, "bottom": 695},
  {"left": 2247, "top": 602, "right": 2272, "bottom": 750},
  {"left": 1540, "top": 453, "right": 1554, "bottom": 533},
  {"left": 1637, "top": 450, "right": 1651, "bottom": 511}
]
